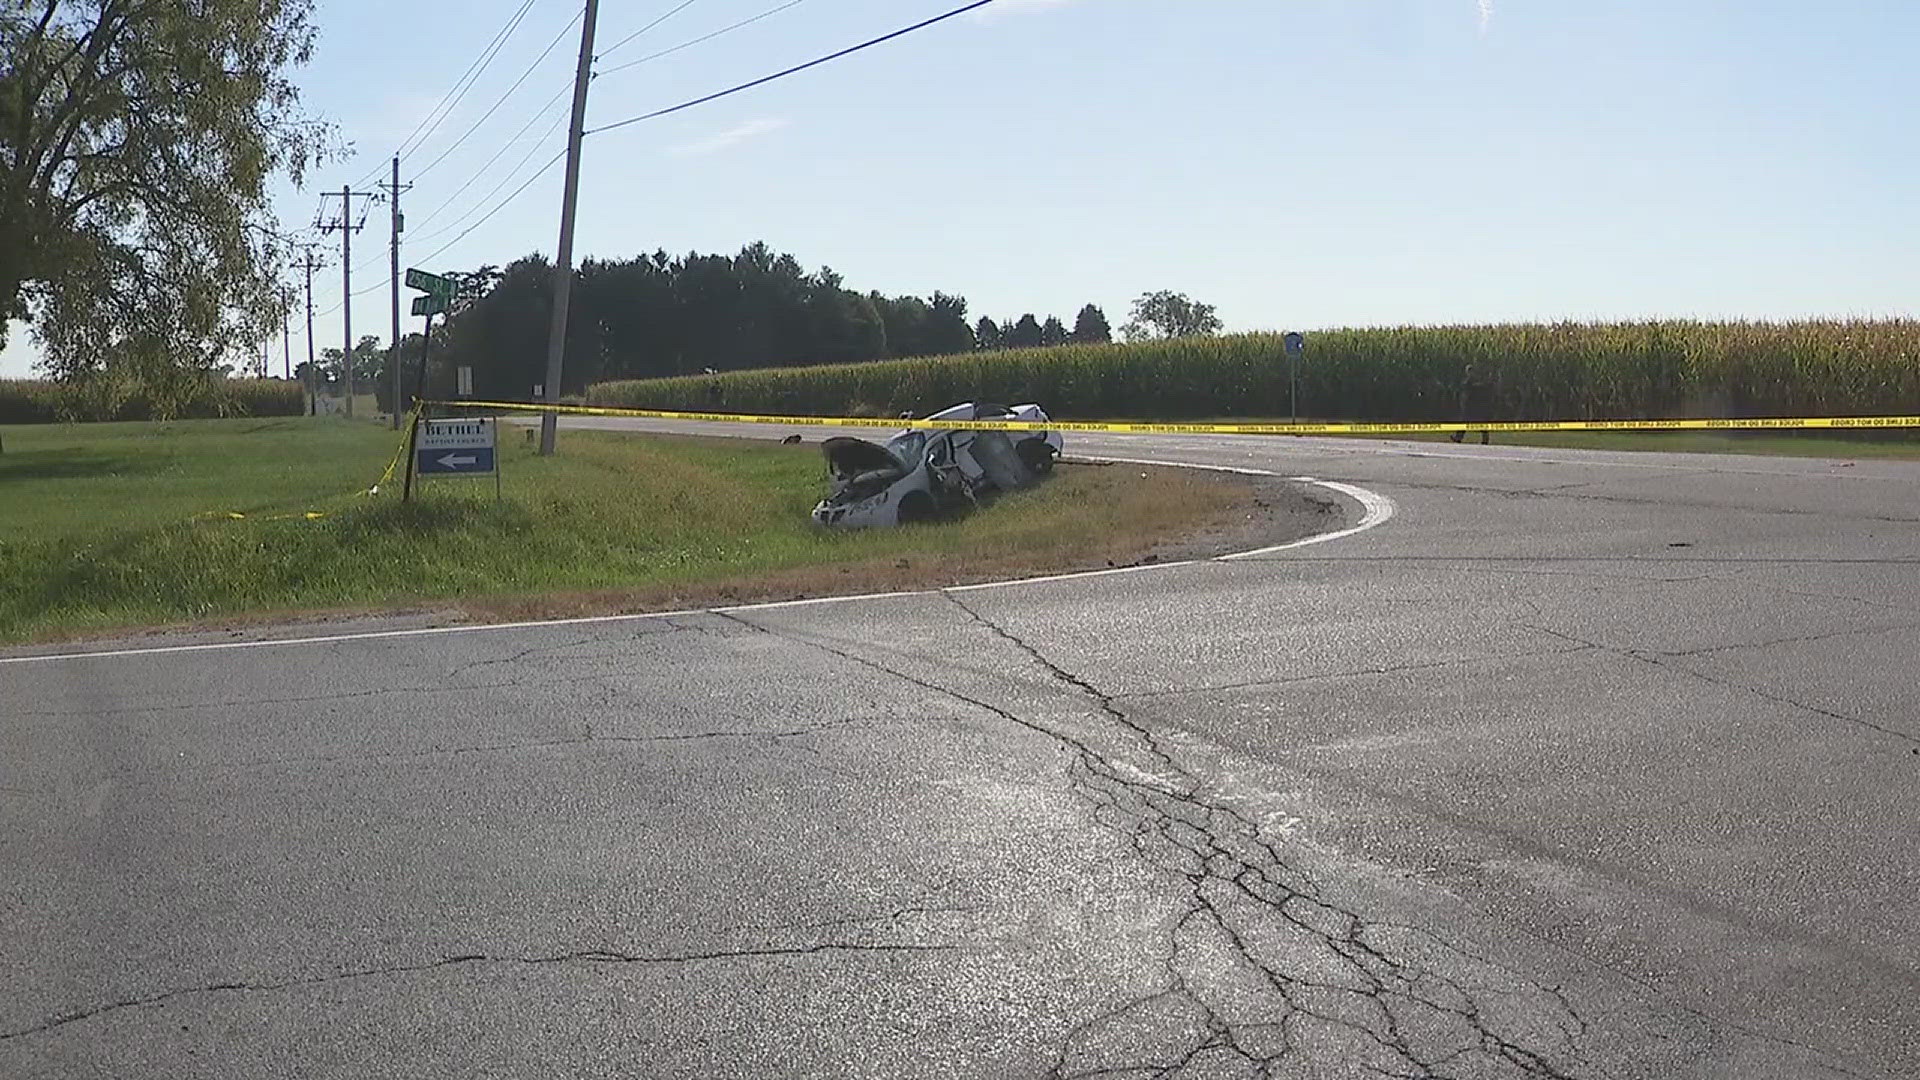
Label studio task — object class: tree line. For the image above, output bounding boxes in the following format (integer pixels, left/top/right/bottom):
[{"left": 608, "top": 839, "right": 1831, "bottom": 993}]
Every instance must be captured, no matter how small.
[{"left": 316, "top": 242, "right": 1165, "bottom": 407}]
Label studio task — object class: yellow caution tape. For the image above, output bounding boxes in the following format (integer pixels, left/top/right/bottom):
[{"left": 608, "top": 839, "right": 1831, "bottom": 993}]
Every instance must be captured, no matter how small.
[
  {"left": 368, "top": 404, "right": 422, "bottom": 494},
  {"left": 202, "top": 510, "right": 329, "bottom": 522},
  {"left": 196, "top": 405, "right": 424, "bottom": 523},
  {"left": 431, "top": 400, "right": 1920, "bottom": 436}
]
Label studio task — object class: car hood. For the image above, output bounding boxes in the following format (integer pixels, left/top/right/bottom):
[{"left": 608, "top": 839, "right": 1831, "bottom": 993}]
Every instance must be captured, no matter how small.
[{"left": 821, "top": 436, "right": 905, "bottom": 481}]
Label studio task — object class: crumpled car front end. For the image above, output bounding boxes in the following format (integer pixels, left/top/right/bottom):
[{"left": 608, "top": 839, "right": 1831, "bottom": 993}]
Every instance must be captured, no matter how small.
[{"left": 812, "top": 436, "right": 924, "bottom": 528}]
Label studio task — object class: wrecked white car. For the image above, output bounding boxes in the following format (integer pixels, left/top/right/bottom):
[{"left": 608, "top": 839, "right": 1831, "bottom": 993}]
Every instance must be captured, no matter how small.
[
  {"left": 921, "top": 402, "right": 1063, "bottom": 475},
  {"left": 811, "top": 403, "right": 1062, "bottom": 528}
]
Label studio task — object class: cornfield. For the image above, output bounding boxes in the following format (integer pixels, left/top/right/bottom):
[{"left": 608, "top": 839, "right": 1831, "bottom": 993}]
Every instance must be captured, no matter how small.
[
  {"left": 587, "top": 320, "right": 1920, "bottom": 424},
  {"left": 0, "top": 378, "right": 306, "bottom": 424}
]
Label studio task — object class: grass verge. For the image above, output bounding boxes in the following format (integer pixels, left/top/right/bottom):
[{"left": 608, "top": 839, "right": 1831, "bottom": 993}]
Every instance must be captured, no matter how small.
[{"left": 0, "top": 417, "right": 1262, "bottom": 644}]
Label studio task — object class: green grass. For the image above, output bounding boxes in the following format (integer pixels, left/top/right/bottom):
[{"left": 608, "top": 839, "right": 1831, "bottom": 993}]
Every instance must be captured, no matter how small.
[
  {"left": 0, "top": 417, "right": 403, "bottom": 536},
  {"left": 587, "top": 320, "right": 1920, "bottom": 426},
  {"left": 0, "top": 417, "right": 1240, "bottom": 643}
]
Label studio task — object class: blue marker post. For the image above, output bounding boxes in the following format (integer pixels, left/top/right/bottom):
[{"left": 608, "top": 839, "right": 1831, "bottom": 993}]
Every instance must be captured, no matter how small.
[{"left": 1283, "top": 331, "right": 1306, "bottom": 424}]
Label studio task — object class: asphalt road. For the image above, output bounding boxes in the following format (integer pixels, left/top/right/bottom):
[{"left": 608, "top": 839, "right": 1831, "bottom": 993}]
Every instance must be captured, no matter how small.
[{"left": 4, "top": 423, "right": 1917, "bottom": 1079}]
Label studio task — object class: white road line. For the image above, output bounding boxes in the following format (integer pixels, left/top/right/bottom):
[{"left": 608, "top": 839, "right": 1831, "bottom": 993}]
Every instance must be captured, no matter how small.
[
  {"left": 1220, "top": 479, "right": 1397, "bottom": 560},
  {"left": 1073, "top": 456, "right": 1397, "bottom": 560},
  {"left": 0, "top": 610, "right": 710, "bottom": 666},
  {"left": 0, "top": 468, "right": 1394, "bottom": 667}
]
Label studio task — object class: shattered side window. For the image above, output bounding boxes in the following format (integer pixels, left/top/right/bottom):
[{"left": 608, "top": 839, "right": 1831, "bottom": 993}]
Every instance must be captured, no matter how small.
[{"left": 886, "top": 431, "right": 926, "bottom": 469}]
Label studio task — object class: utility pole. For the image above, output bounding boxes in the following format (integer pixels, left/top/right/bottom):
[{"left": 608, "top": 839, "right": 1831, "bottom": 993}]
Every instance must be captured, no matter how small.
[
  {"left": 341, "top": 185, "right": 352, "bottom": 415},
  {"left": 282, "top": 300, "right": 291, "bottom": 380},
  {"left": 537, "top": 0, "right": 601, "bottom": 456},
  {"left": 302, "top": 248, "right": 318, "bottom": 416},
  {"left": 380, "top": 156, "right": 412, "bottom": 429},
  {"left": 317, "top": 187, "right": 373, "bottom": 418}
]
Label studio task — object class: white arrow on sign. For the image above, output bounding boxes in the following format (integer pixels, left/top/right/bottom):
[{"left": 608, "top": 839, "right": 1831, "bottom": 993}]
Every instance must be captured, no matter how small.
[{"left": 438, "top": 453, "right": 477, "bottom": 468}]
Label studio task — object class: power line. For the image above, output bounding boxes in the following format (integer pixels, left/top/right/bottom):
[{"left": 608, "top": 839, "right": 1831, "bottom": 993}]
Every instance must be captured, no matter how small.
[
  {"left": 398, "top": 0, "right": 809, "bottom": 247},
  {"left": 350, "top": 0, "right": 540, "bottom": 187},
  {"left": 329, "top": 0, "right": 956, "bottom": 320},
  {"left": 412, "top": 11, "right": 583, "bottom": 181},
  {"left": 586, "top": 0, "right": 996, "bottom": 136},
  {"left": 595, "top": 0, "right": 808, "bottom": 79},
  {"left": 305, "top": 197, "right": 390, "bottom": 305},
  {"left": 312, "top": 274, "right": 389, "bottom": 321},
  {"left": 594, "top": 0, "right": 702, "bottom": 61},
  {"left": 323, "top": 150, "right": 560, "bottom": 322},
  {"left": 414, "top": 150, "right": 568, "bottom": 269},
  {"left": 398, "top": 0, "right": 539, "bottom": 161},
  {"left": 409, "top": 110, "right": 569, "bottom": 247},
  {"left": 312, "top": 89, "right": 569, "bottom": 318},
  {"left": 409, "top": 85, "right": 573, "bottom": 234},
  {"left": 335, "top": 0, "right": 814, "bottom": 293}
]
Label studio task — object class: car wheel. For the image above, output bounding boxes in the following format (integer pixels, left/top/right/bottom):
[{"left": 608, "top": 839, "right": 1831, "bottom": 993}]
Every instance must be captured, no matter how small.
[
  {"left": 1019, "top": 439, "right": 1056, "bottom": 475},
  {"left": 897, "top": 491, "right": 935, "bottom": 524}
]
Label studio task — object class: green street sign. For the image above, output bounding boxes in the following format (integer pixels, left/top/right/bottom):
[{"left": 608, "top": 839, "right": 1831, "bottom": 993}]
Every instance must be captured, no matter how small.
[
  {"left": 411, "top": 294, "right": 448, "bottom": 316},
  {"left": 405, "top": 268, "right": 456, "bottom": 299}
]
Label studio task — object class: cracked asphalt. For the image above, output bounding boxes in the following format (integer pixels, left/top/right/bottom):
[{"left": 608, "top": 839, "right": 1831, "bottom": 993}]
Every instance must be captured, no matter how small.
[{"left": 3, "top": 424, "right": 1917, "bottom": 1078}]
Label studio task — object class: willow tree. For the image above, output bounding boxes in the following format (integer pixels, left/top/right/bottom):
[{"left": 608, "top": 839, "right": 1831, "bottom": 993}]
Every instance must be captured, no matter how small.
[{"left": 1, "top": 0, "right": 328, "bottom": 411}]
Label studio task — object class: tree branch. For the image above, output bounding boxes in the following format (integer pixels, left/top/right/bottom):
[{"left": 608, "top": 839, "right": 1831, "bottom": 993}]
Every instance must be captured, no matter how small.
[
  {"left": 18, "top": 0, "right": 64, "bottom": 77},
  {"left": 25, "top": 0, "right": 143, "bottom": 173}
]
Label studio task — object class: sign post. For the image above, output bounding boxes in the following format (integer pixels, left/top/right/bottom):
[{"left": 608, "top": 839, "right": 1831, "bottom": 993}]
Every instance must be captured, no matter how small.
[
  {"left": 411, "top": 307, "right": 436, "bottom": 421},
  {"left": 1283, "top": 332, "right": 1306, "bottom": 424},
  {"left": 406, "top": 270, "right": 454, "bottom": 418},
  {"left": 401, "top": 408, "right": 421, "bottom": 502}
]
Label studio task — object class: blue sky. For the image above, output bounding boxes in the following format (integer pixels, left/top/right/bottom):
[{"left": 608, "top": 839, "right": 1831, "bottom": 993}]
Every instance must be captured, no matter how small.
[{"left": 5, "top": 0, "right": 1917, "bottom": 377}]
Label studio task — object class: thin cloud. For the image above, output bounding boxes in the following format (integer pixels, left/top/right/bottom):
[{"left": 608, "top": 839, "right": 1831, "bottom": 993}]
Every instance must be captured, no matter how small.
[
  {"left": 1478, "top": 0, "right": 1495, "bottom": 33},
  {"left": 667, "top": 118, "right": 789, "bottom": 159}
]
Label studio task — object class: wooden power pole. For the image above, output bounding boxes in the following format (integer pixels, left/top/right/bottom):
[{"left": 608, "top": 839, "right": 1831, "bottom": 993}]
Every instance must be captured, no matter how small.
[
  {"left": 537, "top": 0, "right": 602, "bottom": 456},
  {"left": 317, "top": 188, "right": 373, "bottom": 417},
  {"left": 380, "top": 157, "right": 412, "bottom": 428}
]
